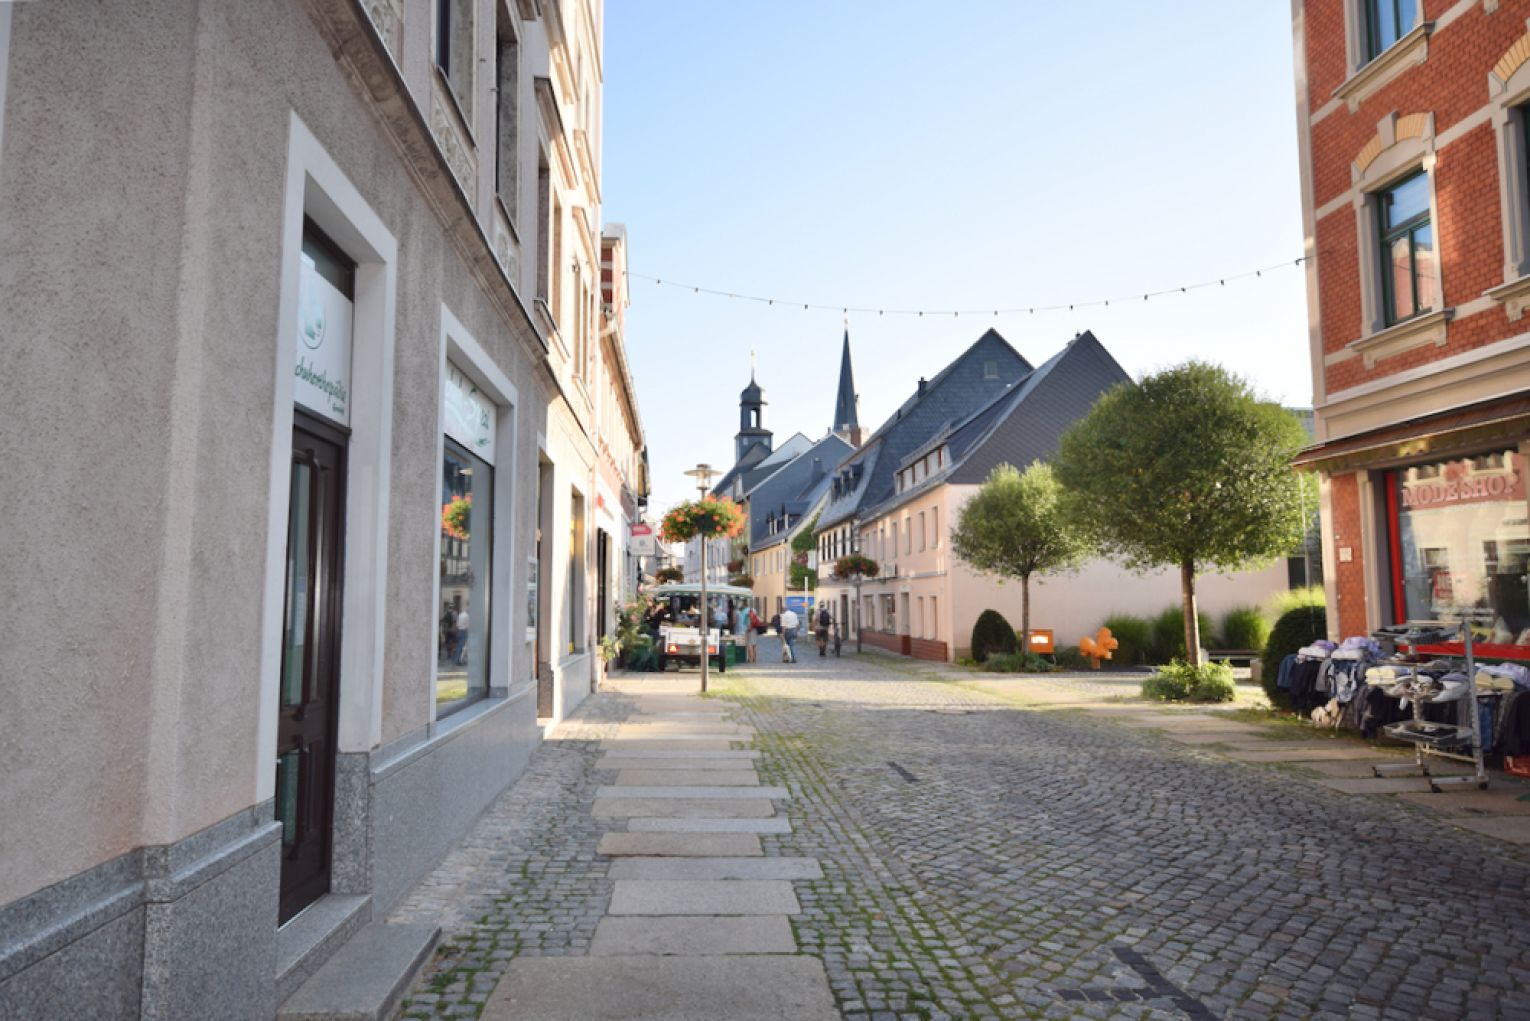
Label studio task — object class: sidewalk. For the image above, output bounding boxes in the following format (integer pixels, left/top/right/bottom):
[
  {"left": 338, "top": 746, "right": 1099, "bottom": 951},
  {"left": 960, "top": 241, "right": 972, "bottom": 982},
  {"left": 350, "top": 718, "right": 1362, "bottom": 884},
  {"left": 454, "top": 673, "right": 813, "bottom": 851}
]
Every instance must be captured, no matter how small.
[{"left": 393, "top": 674, "right": 838, "bottom": 1020}]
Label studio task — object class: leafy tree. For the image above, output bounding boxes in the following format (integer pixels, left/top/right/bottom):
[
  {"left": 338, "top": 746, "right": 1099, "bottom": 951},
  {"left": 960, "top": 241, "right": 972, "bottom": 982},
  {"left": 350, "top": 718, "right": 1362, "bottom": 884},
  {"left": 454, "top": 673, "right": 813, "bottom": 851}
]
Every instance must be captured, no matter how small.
[
  {"left": 787, "top": 513, "right": 820, "bottom": 591},
  {"left": 1054, "top": 362, "right": 1314, "bottom": 667},
  {"left": 949, "top": 461, "right": 1092, "bottom": 653}
]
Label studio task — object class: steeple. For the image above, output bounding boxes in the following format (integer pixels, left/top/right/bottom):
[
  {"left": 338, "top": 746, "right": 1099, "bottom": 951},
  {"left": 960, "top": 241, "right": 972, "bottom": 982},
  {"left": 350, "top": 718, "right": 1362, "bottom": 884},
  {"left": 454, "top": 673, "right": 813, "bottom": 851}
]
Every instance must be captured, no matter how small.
[
  {"left": 832, "top": 328, "right": 862, "bottom": 447},
  {"left": 736, "top": 359, "right": 772, "bottom": 464}
]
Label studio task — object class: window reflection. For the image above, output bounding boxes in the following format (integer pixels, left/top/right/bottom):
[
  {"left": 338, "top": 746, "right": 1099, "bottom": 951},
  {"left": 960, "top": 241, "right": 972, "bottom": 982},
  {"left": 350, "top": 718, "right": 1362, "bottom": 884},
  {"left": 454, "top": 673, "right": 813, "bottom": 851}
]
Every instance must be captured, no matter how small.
[{"left": 439, "top": 441, "right": 492, "bottom": 710}]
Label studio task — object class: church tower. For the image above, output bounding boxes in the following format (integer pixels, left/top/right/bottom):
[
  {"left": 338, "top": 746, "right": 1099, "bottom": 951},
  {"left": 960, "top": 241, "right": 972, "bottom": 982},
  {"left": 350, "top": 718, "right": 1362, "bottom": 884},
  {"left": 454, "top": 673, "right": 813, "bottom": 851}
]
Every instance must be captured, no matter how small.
[
  {"left": 832, "top": 329, "right": 862, "bottom": 447},
  {"left": 736, "top": 369, "right": 772, "bottom": 464}
]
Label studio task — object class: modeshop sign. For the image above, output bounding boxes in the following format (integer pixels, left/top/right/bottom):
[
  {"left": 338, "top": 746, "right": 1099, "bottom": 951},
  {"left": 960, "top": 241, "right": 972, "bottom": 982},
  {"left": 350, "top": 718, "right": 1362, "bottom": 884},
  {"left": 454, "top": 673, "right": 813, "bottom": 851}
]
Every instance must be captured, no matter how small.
[{"left": 1401, "top": 457, "right": 1525, "bottom": 509}]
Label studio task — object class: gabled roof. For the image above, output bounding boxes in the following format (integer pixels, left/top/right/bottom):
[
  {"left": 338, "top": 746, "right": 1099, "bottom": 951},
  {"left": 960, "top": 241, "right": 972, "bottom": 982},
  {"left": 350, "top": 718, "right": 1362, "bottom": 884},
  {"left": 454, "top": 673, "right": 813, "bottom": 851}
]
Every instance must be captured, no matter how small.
[
  {"left": 747, "top": 433, "right": 853, "bottom": 552},
  {"left": 710, "top": 441, "right": 773, "bottom": 498},
  {"left": 816, "top": 329, "right": 1031, "bottom": 530}
]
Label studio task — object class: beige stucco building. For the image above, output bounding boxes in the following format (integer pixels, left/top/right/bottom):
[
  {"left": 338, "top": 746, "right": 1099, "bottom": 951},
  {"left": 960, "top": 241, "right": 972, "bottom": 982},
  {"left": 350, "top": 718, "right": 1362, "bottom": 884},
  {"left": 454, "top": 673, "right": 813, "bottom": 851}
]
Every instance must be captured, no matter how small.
[{"left": 0, "top": 1, "right": 645, "bottom": 1017}]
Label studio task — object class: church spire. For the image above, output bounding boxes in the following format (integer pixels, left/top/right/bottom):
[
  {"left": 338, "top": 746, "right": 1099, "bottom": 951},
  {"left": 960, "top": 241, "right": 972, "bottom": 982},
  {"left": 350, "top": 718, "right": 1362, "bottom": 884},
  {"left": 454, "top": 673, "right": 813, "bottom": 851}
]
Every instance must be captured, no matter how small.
[{"left": 832, "top": 328, "right": 861, "bottom": 446}]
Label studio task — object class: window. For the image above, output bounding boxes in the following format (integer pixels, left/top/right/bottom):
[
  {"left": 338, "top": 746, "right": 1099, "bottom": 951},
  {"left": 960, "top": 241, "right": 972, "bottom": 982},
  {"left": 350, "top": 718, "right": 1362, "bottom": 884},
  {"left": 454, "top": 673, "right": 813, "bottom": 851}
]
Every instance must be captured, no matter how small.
[
  {"left": 1389, "top": 450, "right": 1530, "bottom": 641},
  {"left": 899, "top": 593, "right": 910, "bottom": 635},
  {"left": 536, "top": 155, "right": 551, "bottom": 303},
  {"left": 1364, "top": 0, "right": 1416, "bottom": 62},
  {"left": 495, "top": 16, "right": 519, "bottom": 217},
  {"left": 882, "top": 594, "right": 897, "bottom": 632},
  {"left": 1378, "top": 171, "right": 1435, "bottom": 325},
  {"left": 904, "top": 516, "right": 912, "bottom": 555},
  {"left": 918, "top": 511, "right": 926, "bottom": 551},
  {"left": 568, "top": 491, "right": 585, "bottom": 652},
  {"left": 438, "top": 439, "right": 492, "bottom": 710},
  {"left": 930, "top": 596, "right": 938, "bottom": 640},
  {"left": 550, "top": 196, "right": 563, "bottom": 326},
  {"left": 931, "top": 506, "right": 939, "bottom": 547},
  {"left": 889, "top": 522, "right": 898, "bottom": 560},
  {"left": 915, "top": 597, "right": 924, "bottom": 639},
  {"left": 435, "top": 0, "right": 475, "bottom": 122},
  {"left": 983, "top": 360, "right": 999, "bottom": 380}
]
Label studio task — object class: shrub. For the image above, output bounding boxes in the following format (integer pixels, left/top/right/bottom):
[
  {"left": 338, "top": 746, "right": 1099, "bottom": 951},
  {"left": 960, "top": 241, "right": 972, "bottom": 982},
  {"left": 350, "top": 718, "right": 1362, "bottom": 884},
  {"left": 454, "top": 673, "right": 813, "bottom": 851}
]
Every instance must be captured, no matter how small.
[
  {"left": 970, "top": 609, "right": 1018, "bottom": 663},
  {"left": 1260, "top": 603, "right": 1328, "bottom": 710},
  {"left": 1141, "top": 659, "right": 1236, "bottom": 703},
  {"left": 1149, "top": 606, "right": 1216, "bottom": 664},
  {"left": 1100, "top": 614, "right": 1152, "bottom": 666},
  {"left": 984, "top": 651, "right": 1055, "bottom": 673},
  {"left": 1267, "top": 585, "right": 1326, "bottom": 618},
  {"left": 1054, "top": 644, "right": 1090, "bottom": 670},
  {"left": 1220, "top": 606, "right": 1271, "bottom": 651}
]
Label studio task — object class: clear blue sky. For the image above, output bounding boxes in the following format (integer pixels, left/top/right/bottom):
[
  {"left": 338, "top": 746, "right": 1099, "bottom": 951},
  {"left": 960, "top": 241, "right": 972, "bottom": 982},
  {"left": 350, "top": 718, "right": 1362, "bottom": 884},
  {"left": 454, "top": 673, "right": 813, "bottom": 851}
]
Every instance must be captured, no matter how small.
[{"left": 603, "top": 2, "right": 1308, "bottom": 514}]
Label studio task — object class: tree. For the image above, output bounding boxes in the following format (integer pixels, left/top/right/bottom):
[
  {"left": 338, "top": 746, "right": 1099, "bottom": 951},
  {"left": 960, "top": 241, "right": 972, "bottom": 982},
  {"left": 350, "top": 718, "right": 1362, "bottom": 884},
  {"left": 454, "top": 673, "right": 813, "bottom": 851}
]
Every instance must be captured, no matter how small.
[
  {"left": 1053, "top": 361, "right": 1314, "bottom": 667},
  {"left": 949, "top": 462, "right": 1091, "bottom": 654}
]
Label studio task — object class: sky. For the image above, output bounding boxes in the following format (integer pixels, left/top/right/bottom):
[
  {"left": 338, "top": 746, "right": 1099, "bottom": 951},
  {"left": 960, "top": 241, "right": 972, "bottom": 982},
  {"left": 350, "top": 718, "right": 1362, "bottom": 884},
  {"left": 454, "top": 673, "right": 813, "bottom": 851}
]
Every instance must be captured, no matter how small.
[{"left": 602, "top": 2, "right": 1309, "bottom": 515}]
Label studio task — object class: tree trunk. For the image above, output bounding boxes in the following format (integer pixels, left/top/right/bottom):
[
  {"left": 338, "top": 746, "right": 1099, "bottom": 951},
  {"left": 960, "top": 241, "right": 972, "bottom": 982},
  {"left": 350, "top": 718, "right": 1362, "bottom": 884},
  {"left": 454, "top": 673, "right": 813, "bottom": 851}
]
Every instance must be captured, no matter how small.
[
  {"left": 1181, "top": 559, "right": 1201, "bottom": 668},
  {"left": 1019, "top": 573, "right": 1031, "bottom": 659}
]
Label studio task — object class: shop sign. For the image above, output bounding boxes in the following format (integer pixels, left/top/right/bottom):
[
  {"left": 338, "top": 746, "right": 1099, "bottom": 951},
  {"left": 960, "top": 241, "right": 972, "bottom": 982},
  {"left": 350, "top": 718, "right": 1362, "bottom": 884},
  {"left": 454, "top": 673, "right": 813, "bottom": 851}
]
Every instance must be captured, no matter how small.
[
  {"left": 444, "top": 361, "right": 496, "bottom": 463},
  {"left": 1400, "top": 454, "right": 1524, "bottom": 510},
  {"left": 294, "top": 255, "right": 353, "bottom": 425},
  {"left": 631, "top": 521, "right": 656, "bottom": 557}
]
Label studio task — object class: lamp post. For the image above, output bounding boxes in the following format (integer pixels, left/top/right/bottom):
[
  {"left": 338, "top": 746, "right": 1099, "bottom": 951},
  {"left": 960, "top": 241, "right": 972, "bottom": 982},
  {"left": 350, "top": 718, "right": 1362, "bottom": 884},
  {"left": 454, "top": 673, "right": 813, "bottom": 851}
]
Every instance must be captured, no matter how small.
[{"left": 683, "top": 463, "right": 718, "bottom": 692}]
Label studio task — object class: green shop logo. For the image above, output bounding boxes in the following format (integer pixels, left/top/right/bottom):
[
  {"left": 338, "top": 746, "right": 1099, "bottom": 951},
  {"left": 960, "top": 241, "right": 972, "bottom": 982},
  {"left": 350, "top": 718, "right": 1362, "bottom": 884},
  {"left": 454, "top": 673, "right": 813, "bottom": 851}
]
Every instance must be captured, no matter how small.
[
  {"left": 299, "top": 282, "right": 327, "bottom": 350},
  {"left": 296, "top": 357, "right": 348, "bottom": 412}
]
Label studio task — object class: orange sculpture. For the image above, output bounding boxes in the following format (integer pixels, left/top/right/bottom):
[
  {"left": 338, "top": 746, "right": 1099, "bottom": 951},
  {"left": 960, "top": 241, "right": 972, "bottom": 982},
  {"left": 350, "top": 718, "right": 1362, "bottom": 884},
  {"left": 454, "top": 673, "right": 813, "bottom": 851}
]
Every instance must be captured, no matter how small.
[{"left": 1079, "top": 627, "right": 1119, "bottom": 670}]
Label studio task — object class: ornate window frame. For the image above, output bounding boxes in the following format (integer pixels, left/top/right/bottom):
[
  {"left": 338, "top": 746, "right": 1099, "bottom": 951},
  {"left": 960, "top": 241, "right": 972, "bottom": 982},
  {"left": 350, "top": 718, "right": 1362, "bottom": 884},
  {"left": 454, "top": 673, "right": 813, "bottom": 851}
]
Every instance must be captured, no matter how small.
[
  {"left": 1334, "top": 0, "right": 1431, "bottom": 112},
  {"left": 1346, "top": 112, "right": 1450, "bottom": 369},
  {"left": 1487, "top": 20, "right": 1530, "bottom": 320}
]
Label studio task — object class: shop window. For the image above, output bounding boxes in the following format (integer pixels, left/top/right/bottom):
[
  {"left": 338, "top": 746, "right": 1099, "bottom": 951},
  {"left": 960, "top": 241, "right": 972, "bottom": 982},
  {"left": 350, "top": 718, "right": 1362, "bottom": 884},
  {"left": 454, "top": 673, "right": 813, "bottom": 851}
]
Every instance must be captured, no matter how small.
[
  {"left": 882, "top": 594, "right": 897, "bottom": 632},
  {"left": 1388, "top": 449, "right": 1530, "bottom": 644},
  {"left": 1377, "top": 171, "right": 1435, "bottom": 326},
  {"left": 438, "top": 439, "right": 492, "bottom": 711}
]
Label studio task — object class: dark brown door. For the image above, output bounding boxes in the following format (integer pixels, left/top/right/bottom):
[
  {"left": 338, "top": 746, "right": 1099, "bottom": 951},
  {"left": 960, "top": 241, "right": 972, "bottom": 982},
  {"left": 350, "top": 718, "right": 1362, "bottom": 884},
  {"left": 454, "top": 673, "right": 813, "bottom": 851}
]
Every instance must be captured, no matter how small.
[{"left": 275, "top": 413, "right": 346, "bottom": 924}]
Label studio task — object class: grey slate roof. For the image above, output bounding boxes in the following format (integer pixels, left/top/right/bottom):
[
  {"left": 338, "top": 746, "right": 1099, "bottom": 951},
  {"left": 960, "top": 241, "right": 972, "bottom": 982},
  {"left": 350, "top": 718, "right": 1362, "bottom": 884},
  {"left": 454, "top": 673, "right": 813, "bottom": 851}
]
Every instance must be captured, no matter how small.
[
  {"left": 747, "top": 434, "right": 853, "bottom": 552},
  {"left": 816, "top": 329, "right": 1032, "bottom": 530},
  {"left": 833, "top": 330, "right": 858, "bottom": 434}
]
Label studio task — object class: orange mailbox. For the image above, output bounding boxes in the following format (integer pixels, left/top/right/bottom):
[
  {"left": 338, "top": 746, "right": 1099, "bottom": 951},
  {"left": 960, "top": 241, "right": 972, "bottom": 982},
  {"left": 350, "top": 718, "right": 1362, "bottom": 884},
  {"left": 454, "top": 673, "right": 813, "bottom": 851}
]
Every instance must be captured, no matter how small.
[{"left": 1026, "top": 629, "right": 1054, "bottom": 654}]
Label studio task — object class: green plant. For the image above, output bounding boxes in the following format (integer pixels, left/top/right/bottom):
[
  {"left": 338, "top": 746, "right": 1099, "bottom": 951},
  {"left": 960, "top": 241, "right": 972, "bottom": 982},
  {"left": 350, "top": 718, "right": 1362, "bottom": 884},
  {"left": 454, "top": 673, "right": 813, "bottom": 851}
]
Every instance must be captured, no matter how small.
[
  {"left": 950, "top": 461, "right": 1093, "bottom": 651},
  {"left": 1150, "top": 606, "right": 1215, "bottom": 663},
  {"left": 984, "top": 651, "right": 1057, "bottom": 673},
  {"left": 1267, "top": 585, "right": 1326, "bottom": 618},
  {"left": 658, "top": 497, "right": 746, "bottom": 543},
  {"left": 729, "top": 574, "right": 755, "bottom": 589},
  {"left": 832, "top": 553, "right": 879, "bottom": 580},
  {"left": 1055, "top": 361, "right": 1315, "bottom": 665},
  {"left": 1261, "top": 603, "right": 1328, "bottom": 709},
  {"left": 1220, "top": 606, "right": 1271, "bottom": 651},
  {"left": 970, "top": 609, "right": 1019, "bottom": 663},
  {"left": 1053, "top": 644, "right": 1090, "bottom": 670},
  {"left": 1141, "top": 659, "right": 1236, "bottom": 703},
  {"left": 598, "top": 634, "right": 620, "bottom": 663},
  {"left": 1100, "top": 614, "right": 1152, "bottom": 665},
  {"left": 624, "top": 634, "right": 660, "bottom": 672}
]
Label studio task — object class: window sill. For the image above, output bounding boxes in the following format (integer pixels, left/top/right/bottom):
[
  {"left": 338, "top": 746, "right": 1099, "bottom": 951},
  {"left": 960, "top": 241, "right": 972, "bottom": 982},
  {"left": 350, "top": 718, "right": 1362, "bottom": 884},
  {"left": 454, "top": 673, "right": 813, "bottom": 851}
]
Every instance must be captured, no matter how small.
[
  {"left": 1486, "top": 273, "right": 1530, "bottom": 321},
  {"left": 1346, "top": 308, "right": 1451, "bottom": 369},
  {"left": 1333, "top": 22, "right": 1431, "bottom": 112}
]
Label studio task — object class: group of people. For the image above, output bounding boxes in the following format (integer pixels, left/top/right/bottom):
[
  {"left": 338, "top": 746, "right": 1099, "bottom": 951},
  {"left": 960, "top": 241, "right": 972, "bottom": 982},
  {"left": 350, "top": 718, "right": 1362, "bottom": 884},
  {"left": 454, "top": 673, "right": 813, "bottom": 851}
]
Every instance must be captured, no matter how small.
[
  {"left": 437, "top": 602, "right": 470, "bottom": 666},
  {"left": 642, "top": 594, "right": 837, "bottom": 665}
]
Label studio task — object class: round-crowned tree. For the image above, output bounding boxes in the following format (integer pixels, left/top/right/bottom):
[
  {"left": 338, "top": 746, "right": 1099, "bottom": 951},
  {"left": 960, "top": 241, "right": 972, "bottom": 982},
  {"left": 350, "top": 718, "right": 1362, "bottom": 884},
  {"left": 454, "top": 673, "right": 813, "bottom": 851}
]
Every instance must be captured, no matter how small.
[{"left": 970, "top": 609, "right": 1019, "bottom": 663}]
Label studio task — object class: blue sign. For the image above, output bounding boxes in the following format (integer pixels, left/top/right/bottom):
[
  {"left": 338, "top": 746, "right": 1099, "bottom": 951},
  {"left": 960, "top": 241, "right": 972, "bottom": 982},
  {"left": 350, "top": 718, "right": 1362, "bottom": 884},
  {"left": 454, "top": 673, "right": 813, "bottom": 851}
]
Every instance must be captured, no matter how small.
[{"left": 784, "top": 595, "right": 814, "bottom": 618}]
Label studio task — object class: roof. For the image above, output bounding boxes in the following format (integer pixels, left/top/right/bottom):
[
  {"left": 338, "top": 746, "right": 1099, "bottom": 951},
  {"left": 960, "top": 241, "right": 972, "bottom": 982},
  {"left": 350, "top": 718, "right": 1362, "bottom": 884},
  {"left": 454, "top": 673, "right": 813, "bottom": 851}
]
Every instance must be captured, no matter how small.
[
  {"left": 858, "top": 331, "right": 1132, "bottom": 520},
  {"left": 833, "top": 330, "right": 858, "bottom": 433},
  {"left": 710, "top": 441, "right": 773, "bottom": 498},
  {"left": 747, "top": 433, "right": 853, "bottom": 552},
  {"left": 816, "top": 329, "right": 1032, "bottom": 530}
]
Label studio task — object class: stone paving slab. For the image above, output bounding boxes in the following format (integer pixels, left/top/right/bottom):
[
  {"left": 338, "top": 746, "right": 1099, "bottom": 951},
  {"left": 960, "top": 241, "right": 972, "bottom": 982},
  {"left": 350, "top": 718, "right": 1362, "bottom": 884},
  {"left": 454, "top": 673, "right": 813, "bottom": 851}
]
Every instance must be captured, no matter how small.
[
  {"left": 595, "top": 785, "right": 787, "bottom": 800},
  {"left": 627, "top": 817, "right": 792, "bottom": 834},
  {"left": 614, "top": 722, "right": 755, "bottom": 735},
  {"left": 596, "top": 832, "right": 762, "bottom": 857},
  {"left": 1314, "top": 776, "right": 1440, "bottom": 794},
  {"left": 594, "top": 748, "right": 760, "bottom": 760},
  {"left": 598, "top": 757, "right": 761, "bottom": 772},
  {"left": 481, "top": 955, "right": 839, "bottom": 1020},
  {"left": 599, "top": 738, "right": 737, "bottom": 751},
  {"left": 1161, "top": 730, "right": 1268, "bottom": 745},
  {"left": 1448, "top": 816, "right": 1530, "bottom": 843},
  {"left": 1225, "top": 746, "right": 1394, "bottom": 762},
  {"left": 612, "top": 769, "right": 760, "bottom": 786},
  {"left": 589, "top": 915, "right": 797, "bottom": 956},
  {"left": 609, "top": 879, "right": 801, "bottom": 916},
  {"left": 1396, "top": 789, "right": 1530, "bottom": 815},
  {"left": 608, "top": 856, "right": 823, "bottom": 881},
  {"left": 591, "top": 797, "right": 777, "bottom": 819},
  {"left": 1294, "top": 759, "right": 1436, "bottom": 779},
  {"left": 627, "top": 711, "right": 731, "bottom": 719}
]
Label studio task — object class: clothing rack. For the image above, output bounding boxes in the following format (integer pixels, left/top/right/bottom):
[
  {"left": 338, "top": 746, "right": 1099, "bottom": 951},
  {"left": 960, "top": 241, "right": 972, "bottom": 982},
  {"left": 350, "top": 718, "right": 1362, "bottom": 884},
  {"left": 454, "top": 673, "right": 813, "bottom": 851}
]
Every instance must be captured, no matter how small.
[{"left": 1370, "top": 620, "right": 1488, "bottom": 792}]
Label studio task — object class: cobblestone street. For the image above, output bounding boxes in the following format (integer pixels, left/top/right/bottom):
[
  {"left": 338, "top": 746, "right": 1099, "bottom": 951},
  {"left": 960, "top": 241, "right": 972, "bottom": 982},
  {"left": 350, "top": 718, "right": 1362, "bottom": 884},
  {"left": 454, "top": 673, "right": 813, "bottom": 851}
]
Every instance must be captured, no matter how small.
[{"left": 395, "top": 647, "right": 1530, "bottom": 1020}]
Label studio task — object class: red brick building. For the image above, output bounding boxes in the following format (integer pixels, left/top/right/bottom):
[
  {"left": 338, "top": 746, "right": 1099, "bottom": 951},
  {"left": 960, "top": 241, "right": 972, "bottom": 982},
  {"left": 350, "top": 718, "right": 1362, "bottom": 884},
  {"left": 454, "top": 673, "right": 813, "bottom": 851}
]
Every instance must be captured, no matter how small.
[{"left": 1293, "top": 1, "right": 1530, "bottom": 648}]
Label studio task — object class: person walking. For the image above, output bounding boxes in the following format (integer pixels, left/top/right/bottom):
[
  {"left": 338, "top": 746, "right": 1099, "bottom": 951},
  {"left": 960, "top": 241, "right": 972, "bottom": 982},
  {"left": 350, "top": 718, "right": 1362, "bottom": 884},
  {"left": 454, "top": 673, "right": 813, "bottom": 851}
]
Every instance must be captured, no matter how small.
[
  {"left": 735, "top": 603, "right": 757, "bottom": 664},
  {"left": 815, "top": 605, "right": 832, "bottom": 656},
  {"left": 454, "top": 606, "right": 470, "bottom": 665},
  {"left": 779, "top": 606, "right": 799, "bottom": 664}
]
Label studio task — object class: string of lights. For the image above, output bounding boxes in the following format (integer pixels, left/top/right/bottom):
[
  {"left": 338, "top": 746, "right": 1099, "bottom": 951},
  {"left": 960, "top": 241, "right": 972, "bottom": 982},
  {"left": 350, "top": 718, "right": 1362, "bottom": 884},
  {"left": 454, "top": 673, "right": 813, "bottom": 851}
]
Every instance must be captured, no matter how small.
[{"left": 624, "top": 255, "right": 1308, "bottom": 319}]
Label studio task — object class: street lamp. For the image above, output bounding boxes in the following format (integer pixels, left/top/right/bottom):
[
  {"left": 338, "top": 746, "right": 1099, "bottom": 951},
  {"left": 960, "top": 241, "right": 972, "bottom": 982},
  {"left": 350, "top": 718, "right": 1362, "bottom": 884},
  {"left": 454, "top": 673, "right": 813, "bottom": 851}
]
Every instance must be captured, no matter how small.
[{"left": 683, "top": 463, "right": 718, "bottom": 692}]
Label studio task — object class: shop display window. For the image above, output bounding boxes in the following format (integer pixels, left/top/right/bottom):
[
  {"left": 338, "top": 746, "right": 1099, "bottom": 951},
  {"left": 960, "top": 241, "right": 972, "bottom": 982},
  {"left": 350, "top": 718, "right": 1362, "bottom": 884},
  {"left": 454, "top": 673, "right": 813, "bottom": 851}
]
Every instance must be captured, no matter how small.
[
  {"left": 1388, "top": 449, "right": 1530, "bottom": 649},
  {"left": 438, "top": 439, "right": 493, "bottom": 710}
]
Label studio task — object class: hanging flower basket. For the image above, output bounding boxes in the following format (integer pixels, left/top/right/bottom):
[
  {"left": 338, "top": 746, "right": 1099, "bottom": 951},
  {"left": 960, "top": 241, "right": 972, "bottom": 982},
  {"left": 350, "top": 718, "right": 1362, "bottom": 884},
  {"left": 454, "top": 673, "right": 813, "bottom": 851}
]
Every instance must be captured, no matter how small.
[
  {"left": 729, "top": 573, "right": 755, "bottom": 589},
  {"left": 442, "top": 494, "right": 472, "bottom": 541},
  {"left": 832, "top": 553, "right": 879, "bottom": 581},
  {"left": 659, "top": 497, "right": 746, "bottom": 544},
  {"left": 656, "top": 566, "right": 685, "bottom": 584}
]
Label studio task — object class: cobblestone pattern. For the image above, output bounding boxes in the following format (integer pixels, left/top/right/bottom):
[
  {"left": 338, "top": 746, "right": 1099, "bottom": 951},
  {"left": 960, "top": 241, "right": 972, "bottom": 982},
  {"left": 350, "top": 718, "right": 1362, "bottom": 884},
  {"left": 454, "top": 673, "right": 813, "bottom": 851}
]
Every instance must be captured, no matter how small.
[
  {"left": 716, "top": 650, "right": 1530, "bottom": 1020},
  {"left": 391, "top": 691, "right": 633, "bottom": 1020}
]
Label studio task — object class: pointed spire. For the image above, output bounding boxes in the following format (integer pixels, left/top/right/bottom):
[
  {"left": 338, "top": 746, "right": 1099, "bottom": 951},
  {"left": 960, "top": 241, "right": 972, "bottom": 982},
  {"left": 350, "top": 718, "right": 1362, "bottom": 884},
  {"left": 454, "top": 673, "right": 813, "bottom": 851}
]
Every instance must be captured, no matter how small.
[{"left": 833, "top": 328, "right": 860, "bottom": 445}]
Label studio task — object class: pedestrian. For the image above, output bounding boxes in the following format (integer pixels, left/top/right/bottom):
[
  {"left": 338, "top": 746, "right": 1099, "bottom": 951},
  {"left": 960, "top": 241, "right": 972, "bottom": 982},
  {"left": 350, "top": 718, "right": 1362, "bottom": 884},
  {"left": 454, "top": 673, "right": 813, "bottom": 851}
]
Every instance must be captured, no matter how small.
[
  {"left": 748, "top": 606, "right": 763, "bottom": 663},
  {"left": 779, "top": 606, "right": 799, "bottom": 663},
  {"left": 735, "top": 603, "right": 757, "bottom": 664},
  {"left": 454, "top": 606, "right": 470, "bottom": 665},
  {"left": 816, "top": 605, "right": 832, "bottom": 656}
]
